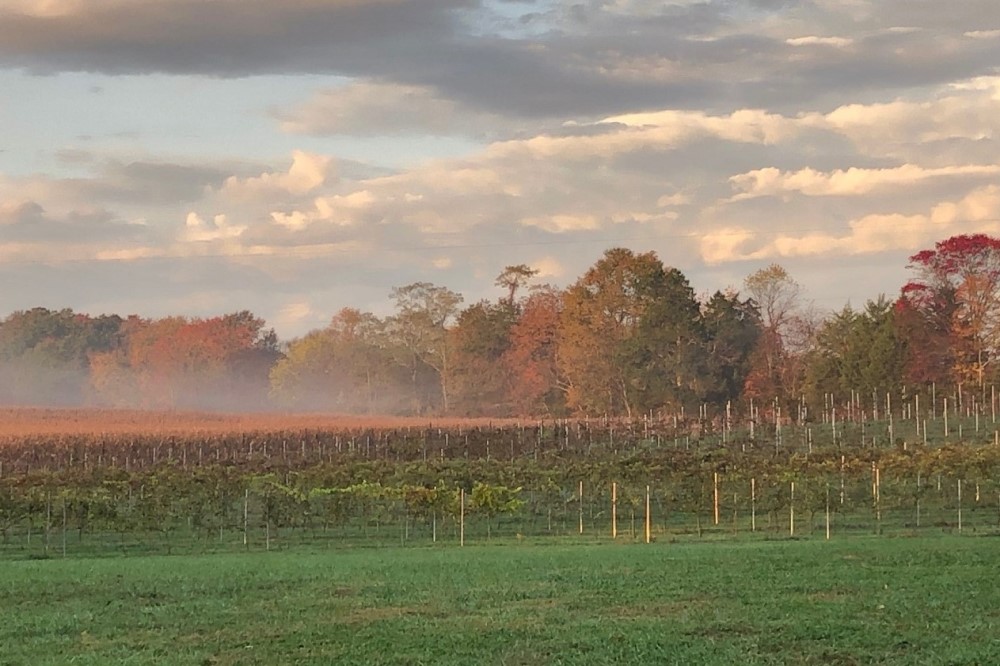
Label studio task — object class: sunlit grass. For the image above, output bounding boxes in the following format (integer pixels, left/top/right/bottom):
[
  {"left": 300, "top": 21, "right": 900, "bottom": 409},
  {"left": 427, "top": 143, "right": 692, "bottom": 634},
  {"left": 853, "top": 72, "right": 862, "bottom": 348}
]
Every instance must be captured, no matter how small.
[{"left": 2, "top": 535, "right": 999, "bottom": 664}]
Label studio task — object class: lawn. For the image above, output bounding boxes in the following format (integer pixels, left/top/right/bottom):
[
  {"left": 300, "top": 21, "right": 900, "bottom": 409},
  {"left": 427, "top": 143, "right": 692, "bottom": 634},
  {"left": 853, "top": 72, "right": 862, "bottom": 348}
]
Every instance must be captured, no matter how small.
[{"left": 2, "top": 536, "right": 998, "bottom": 665}]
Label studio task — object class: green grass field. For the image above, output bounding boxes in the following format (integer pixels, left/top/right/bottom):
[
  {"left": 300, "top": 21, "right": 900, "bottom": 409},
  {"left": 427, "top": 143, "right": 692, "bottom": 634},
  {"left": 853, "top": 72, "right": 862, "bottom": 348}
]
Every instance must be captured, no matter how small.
[{"left": 2, "top": 536, "right": 999, "bottom": 665}]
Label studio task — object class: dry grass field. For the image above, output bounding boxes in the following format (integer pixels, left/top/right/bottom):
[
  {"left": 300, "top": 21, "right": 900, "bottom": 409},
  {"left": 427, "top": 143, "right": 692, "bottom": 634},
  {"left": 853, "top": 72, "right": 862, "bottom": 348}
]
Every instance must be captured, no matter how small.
[{"left": 0, "top": 407, "right": 520, "bottom": 438}]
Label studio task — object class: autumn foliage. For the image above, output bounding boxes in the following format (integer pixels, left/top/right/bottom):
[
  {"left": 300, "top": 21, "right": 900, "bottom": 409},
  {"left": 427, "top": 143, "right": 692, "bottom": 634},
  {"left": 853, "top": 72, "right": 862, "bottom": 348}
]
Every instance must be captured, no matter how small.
[
  {"left": 1, "top": 235, "right": 999, "bottom": 416},
  {"left": 900, "top": 234, "right": 1000, "bottom": 389}
]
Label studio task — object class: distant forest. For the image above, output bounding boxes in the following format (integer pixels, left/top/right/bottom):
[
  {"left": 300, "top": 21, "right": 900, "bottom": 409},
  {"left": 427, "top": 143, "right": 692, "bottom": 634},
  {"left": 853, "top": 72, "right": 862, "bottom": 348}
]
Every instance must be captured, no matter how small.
[{"left": 1, "top": 233, "right": 997, "bottom": 418}]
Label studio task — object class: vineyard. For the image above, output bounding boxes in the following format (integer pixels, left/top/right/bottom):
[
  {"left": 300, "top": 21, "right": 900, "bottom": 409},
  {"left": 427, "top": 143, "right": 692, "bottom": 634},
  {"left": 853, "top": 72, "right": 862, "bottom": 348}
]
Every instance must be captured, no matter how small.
[{"left": 2, "top": 405, "right": 1000, "bottom": 558}]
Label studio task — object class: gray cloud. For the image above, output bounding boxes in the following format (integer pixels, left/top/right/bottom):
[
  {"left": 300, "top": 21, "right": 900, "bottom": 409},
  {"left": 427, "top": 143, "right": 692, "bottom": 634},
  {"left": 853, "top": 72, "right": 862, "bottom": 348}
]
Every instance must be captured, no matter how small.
[
  {"left": 2, "top": 0, "right": 998, "bottom": 122},
  {"left": 0, "top": 158, "right": 257, "bottom": 212},
  {"left": 0, "top": 1, "right": 473, "bottom": 75},
  {"left": 0, "top": 200, "right": 150, "bottom": 245},
  {"left": 95, "top": 161, "right": 237, "bottom": 205},
  {"left": 275, "top": 81, "right": 519, "bottom": 138}
]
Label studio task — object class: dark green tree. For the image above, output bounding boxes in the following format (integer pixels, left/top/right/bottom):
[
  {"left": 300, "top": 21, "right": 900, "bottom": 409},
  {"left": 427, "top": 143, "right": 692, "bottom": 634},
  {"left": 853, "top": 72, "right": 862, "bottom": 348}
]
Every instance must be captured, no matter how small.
[{"left": 700, "top": 290, "right": 762, "bottom": 406}]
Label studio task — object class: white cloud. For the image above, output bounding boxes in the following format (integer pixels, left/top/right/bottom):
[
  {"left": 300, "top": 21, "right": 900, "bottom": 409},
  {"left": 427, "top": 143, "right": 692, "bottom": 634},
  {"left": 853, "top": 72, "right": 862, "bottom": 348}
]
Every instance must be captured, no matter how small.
[
  {"left": 271, "top": 301, "right": 318, "bottom": 333},
  {"left": 520, "top": 214, "right": 601, "bottom": 233},
  {"left": 786, "top": 36, "right": 853, "bottom": 47},
  {"left": 270, "top": 190, "right": 376, "bottom": 230},
  {"left": 531, "top": 256, "right": 565, "bottom": 279},
  {"left": 701, "top": 186, "right": 1000, "bottom": 263},
  {"left": 182, "top": 212, "right": 246, "bottom": 242},
  {"left": 929, "top": 184, "right": 1000, "bottom": 225},
  {"left": 802, "top": 81, "right": 1000, "bottom": 152},
  {"left": 657, "top": 192, "right": 692, "bottom": 207},
  {"left": 964, "top": 30, "right": 1000, "bottom": 39},
  {"left": 218, "top": 151, "right": 332, "bottom": 199},
  {"left": 700, "top": 227, "right": 757, "bottom": 265},
  {"left": 597, "top": 108, "right": 799, "bottom": 145},
  {"left": 730, "top": 164, "right": 1000, "bottom": 199},
  {"left": 93, "top": 246, "right": 163, "bottom": 261}
]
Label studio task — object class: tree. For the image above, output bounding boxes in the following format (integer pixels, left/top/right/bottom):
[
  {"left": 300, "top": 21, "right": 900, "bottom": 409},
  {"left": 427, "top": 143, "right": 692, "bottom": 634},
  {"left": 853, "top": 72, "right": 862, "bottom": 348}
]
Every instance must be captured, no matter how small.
[
  {"left": 803, "top": 298, "right": 904, "bottom": 407},
  {"left": 558, "top": 248, "right": 702, "bottom": 416},
  {"left": 803, "top": 306, "right": 858, "bottom": 406},
  {"left": 495, "top": 265, "right": 538, "bottom": 308},
  {"left": 894, "top": 286, "right": 955, "bottom": 389},
  {"left": 904, "top": 234, "right": 1000, "bottom": 391},
  {"left": 558, "top": 249, "right": 660, "bottom": 416},
  {"left": 856, "top": 298, "right": 905, "bottom": 399},
  {"left": 0, "top": 308, "right": 124, "bottom": 406},
  {"left": 94, "top": 311, "right": 279, "bottom": 409},
  {"left": 700, "top": 290, "right": 762, "bottom": 406},
  {"left": 448, "top": 301, "right": 518, "bottom": 416},
  {"left": 745, "top": 264, "right": 801, "bottom": 334},
  {"left": 386, "top": 282, "right": 464, "bottom": 413},
  {"left": 503, "top": 287, "right": 566, "bottom": 416},
  {"left": 743, "top": 264, "right": 806, "bottom": 404},
  {"left": 628, "top": 267, "right": 705, "bottom": 411},
  {"left": 270, "top": 308, "right": 405, "bottom": 413}
]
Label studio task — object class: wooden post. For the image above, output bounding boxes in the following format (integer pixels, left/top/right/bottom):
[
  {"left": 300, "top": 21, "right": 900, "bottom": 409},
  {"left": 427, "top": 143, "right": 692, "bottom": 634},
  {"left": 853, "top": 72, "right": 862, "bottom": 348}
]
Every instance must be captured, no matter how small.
[
  {"left": 579, "top": 481, "right": 584, "bottom": 535},
  {"left": 62, "top": 501, "right": 67, "bottom": 558},
  {"left": 916, "top": 471, "right": 922, "bottom": 528},
  {"left": 957, "top": 480, "right": 962, "bottom": 534},
  {"left": 612, "top": 482, "right": 618, "bottom": 539},
  {"left": 45, "top": 492, "right": 51, "bottom": 555},
  {"left": 825, "top": 485, "right": 831, "bottom": 541},
  {"left": 789, "top": 481, "right": 795, "bottom": 537},
  {"left": 644, "top": 485, "right": 651, "bottom": 544},
  {"left": 840, "top": 455, "right": 845, "bottom": 505},
  {"left": 460, "top": 488, "right": 466, "bottom": 547},
  {"left": 733, "top": 492, "right": 739, "bottom": 535},
  {"left": 875, "top": 465, "right": 881, "bottom": 533},
  {"left": 751, "top": 478, "right": 757, "bottom": 532},
  {"left": 243, "top": 489, "right": 249, "bottom": 548},
  {"left": 713, "top": 472, "right": 720, "bottom": 526}
]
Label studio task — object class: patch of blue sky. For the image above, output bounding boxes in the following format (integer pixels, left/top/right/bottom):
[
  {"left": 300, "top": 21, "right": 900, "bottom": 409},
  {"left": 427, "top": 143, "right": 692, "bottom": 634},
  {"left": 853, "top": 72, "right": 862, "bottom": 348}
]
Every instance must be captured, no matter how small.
[
  {"left": 461, "top": 0, "right": 559, "bottom": 39},
  {"left": 0, "top": 71, "right": 484, "bottom": 178}
]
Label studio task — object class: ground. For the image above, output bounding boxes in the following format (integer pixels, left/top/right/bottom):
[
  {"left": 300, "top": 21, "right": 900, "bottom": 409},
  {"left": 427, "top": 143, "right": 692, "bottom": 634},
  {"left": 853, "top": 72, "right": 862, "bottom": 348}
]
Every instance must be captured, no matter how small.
[
  {"left": 3, "top": 535, "right": 998, "bottom": 665},
  {"left": 0, "top": 407, "right": 520, "bottom": 437}
]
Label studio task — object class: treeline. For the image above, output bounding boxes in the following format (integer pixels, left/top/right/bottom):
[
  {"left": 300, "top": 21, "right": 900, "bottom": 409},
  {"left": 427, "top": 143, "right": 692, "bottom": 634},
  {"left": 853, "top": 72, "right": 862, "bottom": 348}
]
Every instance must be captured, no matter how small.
[
  {"left": 0, "top": 310, "right": 279, "bottom": 411},
  {"left": 1, "top": 234, "right": 997, "bottom": 417}
]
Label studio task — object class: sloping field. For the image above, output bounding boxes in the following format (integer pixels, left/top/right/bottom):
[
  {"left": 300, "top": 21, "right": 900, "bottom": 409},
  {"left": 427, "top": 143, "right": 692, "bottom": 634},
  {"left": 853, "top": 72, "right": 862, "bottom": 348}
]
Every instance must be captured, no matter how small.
[{"left": 2, "top": 536, "right": 998, "bottom": 665}]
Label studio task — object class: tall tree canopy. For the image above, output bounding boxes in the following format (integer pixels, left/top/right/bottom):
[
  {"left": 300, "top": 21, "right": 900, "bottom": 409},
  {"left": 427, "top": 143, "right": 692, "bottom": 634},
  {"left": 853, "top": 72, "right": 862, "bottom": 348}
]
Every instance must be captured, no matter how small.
[
  {"left": 743, "top": 264, "right": 807, "bottom": 405},
  {"left": 903, "top": 234, "right": 1000, "bottom": 390},
  {"left": 385, "top": 282, "right": 463, "bottom": 413},
  {"left": 558, "top": 248, "right": 704, "bottom": 416}
]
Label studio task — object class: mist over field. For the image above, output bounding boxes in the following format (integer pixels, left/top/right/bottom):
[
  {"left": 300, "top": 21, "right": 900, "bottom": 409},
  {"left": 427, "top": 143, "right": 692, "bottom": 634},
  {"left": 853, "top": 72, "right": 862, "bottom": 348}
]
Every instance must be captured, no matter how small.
[{"left": 1, "top": 234, "right": 998, "bottom": 421}]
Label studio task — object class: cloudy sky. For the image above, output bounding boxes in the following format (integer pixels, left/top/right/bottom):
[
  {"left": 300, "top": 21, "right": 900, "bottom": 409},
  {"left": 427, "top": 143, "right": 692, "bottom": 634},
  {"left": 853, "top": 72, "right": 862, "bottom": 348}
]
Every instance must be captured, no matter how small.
[{"left": 1, "top": 0, "right": 999, "bottom": 337}]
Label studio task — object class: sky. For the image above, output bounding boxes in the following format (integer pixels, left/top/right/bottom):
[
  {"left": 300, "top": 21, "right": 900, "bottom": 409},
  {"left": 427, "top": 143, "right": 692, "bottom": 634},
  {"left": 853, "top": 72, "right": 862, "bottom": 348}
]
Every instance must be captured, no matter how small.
[{"left": 1, "top": 0, "right": 999, "bottom": 338}]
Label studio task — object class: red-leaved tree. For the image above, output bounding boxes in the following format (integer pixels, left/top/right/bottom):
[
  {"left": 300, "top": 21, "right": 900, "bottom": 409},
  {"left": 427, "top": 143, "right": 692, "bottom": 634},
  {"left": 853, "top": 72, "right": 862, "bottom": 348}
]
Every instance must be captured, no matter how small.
[{"left": 901, "top": 234, "right": 1000, "bottom": 390}]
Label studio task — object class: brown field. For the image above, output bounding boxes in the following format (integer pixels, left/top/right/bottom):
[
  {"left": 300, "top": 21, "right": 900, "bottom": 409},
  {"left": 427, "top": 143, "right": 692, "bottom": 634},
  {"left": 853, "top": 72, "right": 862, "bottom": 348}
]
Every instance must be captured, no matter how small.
[{"left": 0, "top": 407, "right": 525, "bottom": 437}]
